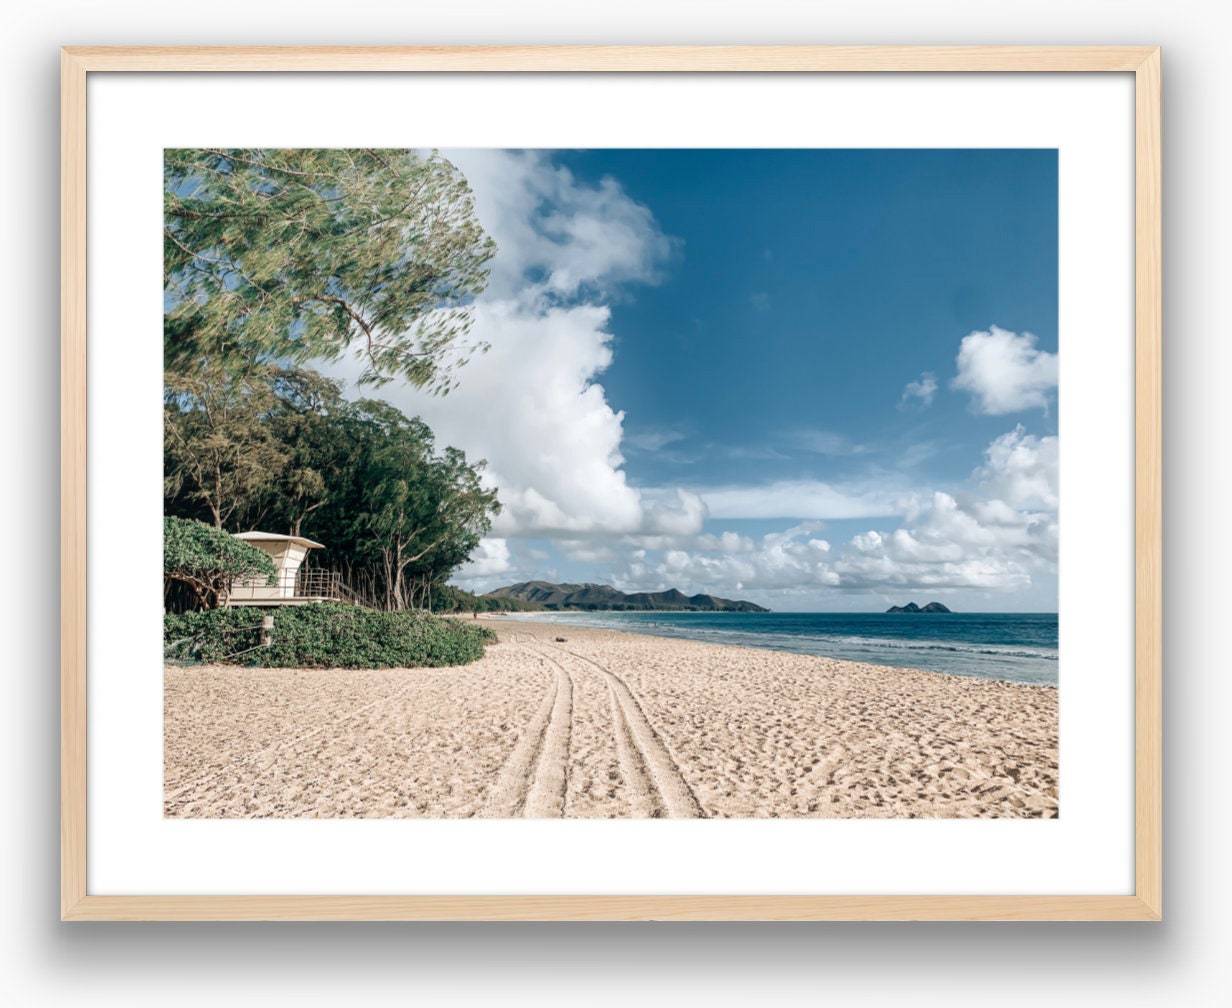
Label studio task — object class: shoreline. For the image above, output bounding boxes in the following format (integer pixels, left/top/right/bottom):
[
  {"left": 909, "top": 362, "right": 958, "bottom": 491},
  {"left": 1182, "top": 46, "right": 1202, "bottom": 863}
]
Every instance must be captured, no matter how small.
[
  {"left": 166, "top": 619, "right": 1058, "bottom": 819},
  {"left": 478, "top": 612, "right": 1059, "bottom": 687}
]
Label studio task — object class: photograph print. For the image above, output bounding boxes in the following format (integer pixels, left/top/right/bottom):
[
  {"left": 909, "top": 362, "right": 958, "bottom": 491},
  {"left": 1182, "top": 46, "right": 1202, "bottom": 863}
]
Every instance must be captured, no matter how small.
[{"left": 163, "top": 147, "right": 1058, "bottom": 820}]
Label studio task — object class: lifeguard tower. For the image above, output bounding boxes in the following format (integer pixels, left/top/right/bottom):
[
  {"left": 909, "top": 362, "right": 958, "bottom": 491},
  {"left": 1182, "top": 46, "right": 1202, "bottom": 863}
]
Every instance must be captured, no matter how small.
[{"left": 227, "top": 531, "right": 344, "bottom": 606}]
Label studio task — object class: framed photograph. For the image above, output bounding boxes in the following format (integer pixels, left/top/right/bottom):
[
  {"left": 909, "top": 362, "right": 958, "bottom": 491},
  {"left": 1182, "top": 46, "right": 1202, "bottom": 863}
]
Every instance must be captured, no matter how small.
[{"left": 62, "top": 46, "right": 1161, "bottom": 921}]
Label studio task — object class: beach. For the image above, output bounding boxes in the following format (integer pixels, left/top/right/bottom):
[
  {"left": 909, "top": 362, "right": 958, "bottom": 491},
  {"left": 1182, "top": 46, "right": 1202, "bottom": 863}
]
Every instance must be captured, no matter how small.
[{"left": 165, "top": 619, "right": 1058, "bottom": 819}]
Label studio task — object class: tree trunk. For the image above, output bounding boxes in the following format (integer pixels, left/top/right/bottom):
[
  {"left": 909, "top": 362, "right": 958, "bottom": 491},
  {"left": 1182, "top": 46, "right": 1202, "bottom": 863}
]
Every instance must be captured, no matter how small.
[
  {"left": 382, "top": 550, "right": 394, "bottom": 611},
  {"left": 211, "top": 457, "right": 225, "bottom": 528}
]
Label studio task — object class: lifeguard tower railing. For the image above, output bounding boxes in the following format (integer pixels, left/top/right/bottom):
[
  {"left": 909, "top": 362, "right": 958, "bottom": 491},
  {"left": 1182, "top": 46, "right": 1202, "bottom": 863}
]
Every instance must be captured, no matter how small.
[
  {"left": 295, "top": 568, "right": 345, "bottom": 599},
  {"left": 228, "top": 568, "right": 359, "bottom": 606}
]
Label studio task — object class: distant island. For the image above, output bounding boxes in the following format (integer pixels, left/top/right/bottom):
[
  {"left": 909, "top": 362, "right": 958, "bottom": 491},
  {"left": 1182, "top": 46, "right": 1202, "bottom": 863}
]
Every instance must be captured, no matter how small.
[
  {"left": 885, "top": 602, "right": 953, "bottom": 614},
  {"left": 485, "top": 581, "right": 770, "bottom": 613}
]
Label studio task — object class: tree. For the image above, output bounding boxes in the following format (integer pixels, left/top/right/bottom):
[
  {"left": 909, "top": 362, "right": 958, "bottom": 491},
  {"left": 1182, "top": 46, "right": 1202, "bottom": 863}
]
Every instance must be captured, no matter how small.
[
  {"left": 163, "top": 516, "right": 276, "bottom": 610},
  {"left": 164, "top": 148, "right": 495, "bottom": 392},
  {"left": 348, "top": 403, "right": 499, "bottom": 610},
  {"left": 164, "top": 359, "right": 290, "bottom": 529},
  {"left": 162, "top": 369, "right": 503, "bottom": 611},
  {"left": 396, "top": 445, "right": 501, "bottom": 609},
  {"left": 255, "top": 368, "right": 350, "bottom": 536},
  {"left": 162, "top": 149, "right": 503, "bottom": 611}
]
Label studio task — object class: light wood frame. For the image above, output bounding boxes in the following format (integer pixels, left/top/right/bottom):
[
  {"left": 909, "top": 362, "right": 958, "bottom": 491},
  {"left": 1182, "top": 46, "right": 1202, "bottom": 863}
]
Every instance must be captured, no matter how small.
[{"left": 61, "top": 45, "right": 1162, "bottom": 922}]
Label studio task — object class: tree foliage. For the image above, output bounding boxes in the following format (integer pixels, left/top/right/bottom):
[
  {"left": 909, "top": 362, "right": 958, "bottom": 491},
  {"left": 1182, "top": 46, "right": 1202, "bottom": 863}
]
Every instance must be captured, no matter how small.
[
  {"left": 164, "top": 516, "right": 276, "bottom": 610},
  {"left": 345, "top": 403, "right": 498, "bottom": 610},
  {"left": 164, "top": 360, "right": 289, "bottom": 529},
  {"left": 163, "top": 148, "right": 502, "bottom": 612},
  {"left": 164, "top": 365, "right": 501, "bottom": 610},
  {"left": 164, "top": 148, "right": 496, "bottom": 392}
]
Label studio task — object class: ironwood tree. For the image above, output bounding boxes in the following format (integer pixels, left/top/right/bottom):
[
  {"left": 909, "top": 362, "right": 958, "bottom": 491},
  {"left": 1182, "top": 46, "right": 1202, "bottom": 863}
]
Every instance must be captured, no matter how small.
[
  {"left": 347, "top": 403, "right": 499, "bottom": 611},
  {"left": 164, "top": 365, "right": 501, "bottom": 610},
  {"left": 163, "top": 148, "right": 503, "bottom": 608},
  {"left": 164, "top": 147, "right": 495, "bottom": 392},
  {"left": 164, "top": 359, "right": 290, "bottom": 530}
]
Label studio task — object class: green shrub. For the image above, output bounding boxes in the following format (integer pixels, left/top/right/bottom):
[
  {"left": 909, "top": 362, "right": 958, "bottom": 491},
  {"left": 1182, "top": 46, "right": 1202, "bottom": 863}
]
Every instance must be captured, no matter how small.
[
  {"left": 164, "top": 602, "right": 497, "bottom": 668},
  {"left": 164, "top": 516, "right": 277, "bottom": 610}
]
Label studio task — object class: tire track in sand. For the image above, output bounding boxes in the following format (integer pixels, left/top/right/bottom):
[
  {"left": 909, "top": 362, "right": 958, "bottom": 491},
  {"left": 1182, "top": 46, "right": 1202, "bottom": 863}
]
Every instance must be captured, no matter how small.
[
  {"left": 476, "top": 635, "right": 572, "bottom": 817},
  {"left": 525, "top": 637, "right": 705, "bottom": 819}
]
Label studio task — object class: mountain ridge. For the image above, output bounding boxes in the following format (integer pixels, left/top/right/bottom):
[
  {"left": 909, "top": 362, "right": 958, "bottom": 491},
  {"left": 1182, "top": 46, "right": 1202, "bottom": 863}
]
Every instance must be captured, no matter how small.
[{"left": 484, "top": 580, "right": 770, "bottom": 613}]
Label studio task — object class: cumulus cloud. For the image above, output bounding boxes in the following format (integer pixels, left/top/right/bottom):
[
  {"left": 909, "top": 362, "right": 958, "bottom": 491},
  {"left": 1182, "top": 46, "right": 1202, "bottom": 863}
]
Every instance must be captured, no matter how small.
[
  {"left": 976, "top": 425, "right": 1059, "bottom": 510},
  {"left": 840, "top": 436, "right": 1058, "bottom": 590},
  {"left": 952, "top": 325, "right": 1058, "bottom": 414},
  {"left": 639, "top": 487, "right": 710, "bottom": 535},
  {"left": 614, "top": 523, "right": 839, "bottom": 595},
  {"left": 610, "top": 429, "right": 1058, "bottom": 597},
  {"left": 451, "top": 538, "right": 570, "bottom": 593},
  {"left": 834, "top": 490, "right": 1056, "bottom": 591},
  {"left": 695, "top": 530, "right": 756, "bottom": 553},
  {"left": 453, "top": 538, "right": 513, "bottom": 580},
  {"left": 899, "top": 371, "right": 938, "bottom": 409},
  {"left": 446, "top": 149, "right": 676, "bottom": 303},
  {"left": 336, "top": 149, "right": 703, "bottom": 541}
]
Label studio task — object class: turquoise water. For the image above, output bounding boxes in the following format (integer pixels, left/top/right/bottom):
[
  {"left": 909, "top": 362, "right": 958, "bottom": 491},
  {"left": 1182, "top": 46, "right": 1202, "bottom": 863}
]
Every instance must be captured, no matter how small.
[{"left": 492, "top": 610, "right": 1058, "bottom": 686}]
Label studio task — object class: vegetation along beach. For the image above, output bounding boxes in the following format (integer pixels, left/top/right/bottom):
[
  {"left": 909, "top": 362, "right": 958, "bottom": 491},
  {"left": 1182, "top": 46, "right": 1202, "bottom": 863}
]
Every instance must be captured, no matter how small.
[{"left": 164, "top": 148, "right": 1059, "bottom": 820}]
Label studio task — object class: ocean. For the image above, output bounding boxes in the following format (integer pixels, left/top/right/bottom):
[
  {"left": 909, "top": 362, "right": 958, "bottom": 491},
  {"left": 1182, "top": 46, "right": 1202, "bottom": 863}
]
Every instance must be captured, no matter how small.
[{"left": 491, "top": 610, "right": 1058, "bottom": 686}]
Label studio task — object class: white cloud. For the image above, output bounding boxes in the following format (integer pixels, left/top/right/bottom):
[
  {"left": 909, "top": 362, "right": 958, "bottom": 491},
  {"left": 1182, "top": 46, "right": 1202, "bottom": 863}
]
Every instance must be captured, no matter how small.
[
  {"left": 639, "top": 487, "right": 710, "bottom": 535},
  {"left": 614, "top": 523, "right": 839, "bottom": 595},
  {"left": 445, "top": 149, "right": 676, "bottom": 304},
  {"left": 451, "top": 538, "right": 567, "bottom": 593},
  {"left": 833, "top": 490, "right": 1056, "bottom": 591},
  {"left": 610, "top": 429, "right": 1058, "bottom": 597},
  {"left": 952, "top": 325, "right": 1058, "bottom": 414},
  {"left": 334, "top": 149, "right": 703, "bottom": 541},
  {"left": 694, "top": 480, "right": 901, "bottom": 521},
  {"left": 695, "top": 530, "right": 756, "bottom": 553},
  {"left": 454, "top": 538, "right": 512, "bottom": 579},
  {"left": 899, "top": 371, "right": 938, "bottom": 409},
  {"left": 976, "top": 425, "right": 1059, "bottom": 510}
]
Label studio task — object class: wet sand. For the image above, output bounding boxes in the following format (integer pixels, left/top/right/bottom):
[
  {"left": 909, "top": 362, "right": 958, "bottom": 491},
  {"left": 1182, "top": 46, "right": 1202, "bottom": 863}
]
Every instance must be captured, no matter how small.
[{"left": 164, "top": 619, "right": 1058, "bottom": 818}]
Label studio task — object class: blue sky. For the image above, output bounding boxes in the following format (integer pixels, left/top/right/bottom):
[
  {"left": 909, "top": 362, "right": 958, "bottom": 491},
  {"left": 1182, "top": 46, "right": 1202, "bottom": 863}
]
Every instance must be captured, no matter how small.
[
  {"left": 365, "top": 149, "right": 1059, "bottom": 612},
  {"left": 574, "top": 149, "right": 1056, "bottom": 481}
]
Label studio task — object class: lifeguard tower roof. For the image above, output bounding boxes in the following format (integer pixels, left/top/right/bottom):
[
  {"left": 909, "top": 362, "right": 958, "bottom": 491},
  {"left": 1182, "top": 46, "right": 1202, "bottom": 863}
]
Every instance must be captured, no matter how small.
[{"left": 234, "top": 531, "right": 325, "bottom": 550}]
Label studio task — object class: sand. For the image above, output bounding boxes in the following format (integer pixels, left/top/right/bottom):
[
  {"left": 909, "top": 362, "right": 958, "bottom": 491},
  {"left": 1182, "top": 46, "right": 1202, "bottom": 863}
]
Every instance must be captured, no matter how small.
[{"left": 164, "top": 619, "right": 1058, "bottom": 819}]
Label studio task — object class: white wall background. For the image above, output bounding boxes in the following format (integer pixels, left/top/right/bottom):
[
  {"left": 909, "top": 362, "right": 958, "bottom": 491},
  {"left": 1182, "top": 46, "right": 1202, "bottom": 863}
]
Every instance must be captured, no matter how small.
[{"left": 1, "top": 2, "right": 1224, "bottom": 1004}]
